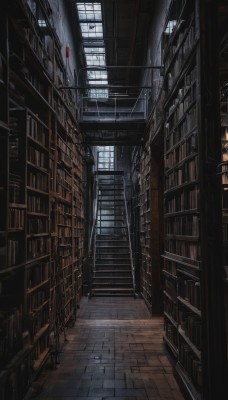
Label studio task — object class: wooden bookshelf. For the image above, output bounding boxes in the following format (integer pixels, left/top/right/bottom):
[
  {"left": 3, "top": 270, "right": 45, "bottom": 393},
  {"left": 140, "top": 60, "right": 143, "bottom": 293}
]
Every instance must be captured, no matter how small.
[
  {"left": 139, "top": 145, "right": 152, "bottom": 307},
  {"left": 162, "top": 0, "right": 202, "bottom": 397},
  {"left": 0, "top": 1, "right": 85, "bottom": 398},
  {"left": 218, "top": 2, "right": 228, "bottom": 378},
  {"left": 161, "top": 1, "right": 228, "bottom": 398}
]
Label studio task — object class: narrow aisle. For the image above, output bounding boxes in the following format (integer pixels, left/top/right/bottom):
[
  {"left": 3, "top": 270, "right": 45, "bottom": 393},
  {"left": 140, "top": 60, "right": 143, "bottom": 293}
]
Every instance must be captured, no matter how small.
[{"left": 31, "top": 297, "right": 185, "bottom": 400}]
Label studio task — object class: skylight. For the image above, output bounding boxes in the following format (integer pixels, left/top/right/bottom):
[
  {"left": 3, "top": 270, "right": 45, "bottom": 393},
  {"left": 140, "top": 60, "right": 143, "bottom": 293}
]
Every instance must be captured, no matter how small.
[
  {"left": 84, "top": 47, "right": 106, "bottom": 66},
  {"left": 76, "top": 2, "right": 108, "bottom": 99}
]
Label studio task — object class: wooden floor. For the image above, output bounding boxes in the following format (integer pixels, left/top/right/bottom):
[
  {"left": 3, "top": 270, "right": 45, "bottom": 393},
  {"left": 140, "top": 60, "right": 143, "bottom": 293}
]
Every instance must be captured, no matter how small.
[{"left": 31, "top": 296, "right": 186, "bottom": 400}]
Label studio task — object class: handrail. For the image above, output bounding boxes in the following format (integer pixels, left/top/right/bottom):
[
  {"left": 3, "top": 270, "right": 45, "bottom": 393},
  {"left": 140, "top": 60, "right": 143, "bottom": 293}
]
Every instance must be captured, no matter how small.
[
  {"left": 122, "top": 175, "right": 136, "bottom": 295},
  {"left": 88, "top": 176, "right": 99, "bottom": 296}
]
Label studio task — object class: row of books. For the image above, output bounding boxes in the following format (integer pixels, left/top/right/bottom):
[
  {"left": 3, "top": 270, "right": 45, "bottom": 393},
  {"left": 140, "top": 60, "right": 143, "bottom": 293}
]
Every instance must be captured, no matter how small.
[
  {"left": 165, "top": 105, "right": 197, "bottom": 148},
  {"left": 8, "top": 238, "right": 22, "bottom": 266},
  {"left": 28, "top": 305, "right": 49, "bottom": 340},
  {"left": 27, "top": 170, "right": 48, "bottom": 192},
  {"left": 26, "top": 261, "right": 49, "bottom": 289},
  {"left": 9, "top": 134, "right": 20, "bottom": 160},
  {"left": 65, "top": 285, "right": 74, "bottom": 301},
  {"left": 27, "top": 193, "right": 49, "bottom": 214},
  {"left": 165, "top": 214, "right": 199, "bottom": 236},
  {"left": 179, "top": 278, "right": 201, "bottom": 310},
  {"left": 57, "top": 213, "right": 72, "bottom": 227},
  {"left": 64, "top": 276, "right": 73, "bottom": 289},
  {"left": 27, "top": 287, "right": 49, "bottom": 311},
  {"left": 165, "top": 133, "right": 197, "bottom": 169},
  {"left": 8, "top": 207, "right": 25, "bottom": 229},
  {"left": 165, "top": 239, "right": 200, "bottom": 261},
  {"left": 9, "top": 174, "right": 23, "bottom": 204},
  {"left": 165, "top": 186, "right": 199, "bottom": 212},
  {"left": 56, "top": 183, "right": 72, "bottom": 202},
  {"left": 163, "top": 258, "right": 177, "bottom": 275},
  {"left": 27, "top": 217, "right": 49, "bottom": 234},
  {"left": 166, "top": 83, "right": 196, "bottom": 125},
  {"left": 57, "top": 138, "right": 74, "bottom": 164},
  {"left": 27, "top": 115, "right": 48, "bottom": 148},
  {"left": 166, "top": 25, "right": 196, "bottom": 91},
  {"left": 32, "top": 329, "right": 49, "bottom": 361},
  {"left": 24, "top": 26, "right": 53, "bottom": 78},
  {"left": 179, "top": 311, "right": 201, "bottom": 349},
  {"left": 59, "top": 256, "right": 73, "bottom": 269},
  {"left": 164, "top": 317, "right": 178, "bottom": 348},
  {"left": 165, "top": 157, "right": 198, "bottom": 190},
  {"left": 59, "top": 246, "right": 72, "bottom": 258},
  {"left": 166, "top": 67, "right": 197, "bottom": 121},
  {"left": 63, "top": 265, "right": 73, "bottom": 279},
  {"left": 179, "top": 340, "right": 202, "bottom": 389},
  {"left": 61, "top": 89, "right": 77, "bottom": 117},
  {"left": 27, "top": 145, "right": 48, "bottom": 170},
  {"left": 0, "top": 308, "right": 22, "bottom": 368},
  {"left": 55, "top": 100, "right": 70, "bottom": 128},
  {"left": 164, "top": 278, "right": 177, "bottom": 300},
  {"left": 26, "top": 68, "right": 47, "bottom": 100},
  {"left": 27, "top": 237, "right": 49, "bottom": 260},
  {"left": 164, "top": 293, "right": 178, "bottom": 321},
  {"left": 57, "top": 169, "right": 72, "bottom": 191}
]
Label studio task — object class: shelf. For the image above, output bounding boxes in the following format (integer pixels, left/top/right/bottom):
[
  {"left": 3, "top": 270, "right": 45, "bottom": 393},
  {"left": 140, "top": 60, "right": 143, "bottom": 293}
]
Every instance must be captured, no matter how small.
[
  {"left": 177, "top": 296, "right": 201, "bottom": 317},
  {"left": 178, "top": 326, "right": 201, "bottom": 360},
  {"left": 163, "top": 333, "right": 178, "bottom": 358}
]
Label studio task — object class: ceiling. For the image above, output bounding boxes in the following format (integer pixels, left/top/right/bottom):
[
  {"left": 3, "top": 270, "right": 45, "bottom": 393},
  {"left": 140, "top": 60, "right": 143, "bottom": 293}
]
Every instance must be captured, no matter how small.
[{"left": 67, "top": 0, "right": 155, "bottom": 145}]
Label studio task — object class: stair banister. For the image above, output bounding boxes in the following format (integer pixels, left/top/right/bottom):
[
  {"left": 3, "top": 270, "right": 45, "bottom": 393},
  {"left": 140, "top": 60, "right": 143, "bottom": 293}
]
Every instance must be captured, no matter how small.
[
  {"left": 123, "top": 176, "right": 136, "bottom": 295},
  {"left": 88, "top": 175, "right": 99, "bottom": 296}
]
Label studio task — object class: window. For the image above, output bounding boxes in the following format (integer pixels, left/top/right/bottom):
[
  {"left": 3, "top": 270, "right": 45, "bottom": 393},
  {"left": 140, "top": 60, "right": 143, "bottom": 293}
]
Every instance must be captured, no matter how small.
[
  {"left": 97, "top": 146, "right": 114, "bottom": 170},
  {"left": 76, "top": 2, "right": 108, "bottom": 99}
]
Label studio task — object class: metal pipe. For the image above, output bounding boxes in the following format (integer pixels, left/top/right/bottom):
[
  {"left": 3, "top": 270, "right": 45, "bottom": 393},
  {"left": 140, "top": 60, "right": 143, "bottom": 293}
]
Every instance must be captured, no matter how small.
[
  {"left": 59, "top": 85, "right": 157, "bottom": 90},
  {"left": 76, "top": 65, "right": 162, "bottom": 85}
]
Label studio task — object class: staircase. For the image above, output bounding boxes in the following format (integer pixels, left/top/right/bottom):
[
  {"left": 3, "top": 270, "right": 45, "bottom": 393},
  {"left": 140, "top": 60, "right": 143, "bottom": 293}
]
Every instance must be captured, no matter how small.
[{"left": 91, "top": 172, "right": 135, "bottom": 296}]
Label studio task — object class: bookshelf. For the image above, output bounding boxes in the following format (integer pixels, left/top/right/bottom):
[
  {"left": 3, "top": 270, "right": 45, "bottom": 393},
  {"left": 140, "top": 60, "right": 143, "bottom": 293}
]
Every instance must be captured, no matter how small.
[
  {"left": 218, "top": 2, "right": 228, "bottom": 377},
  {"left": 162, "top": 0, "right": 202, "bottom": 397},
  {"left": 139, "top": 86, "right": 164, "bottom": 314},
  {"left": 139, "top": 145, "right": 152, "bottom": 308},
  {"left": 161, "top": 1, "right": 228, "bottom": 398},
  {"left": 0, "top": 1, "right": 85, "bottom": 398}
]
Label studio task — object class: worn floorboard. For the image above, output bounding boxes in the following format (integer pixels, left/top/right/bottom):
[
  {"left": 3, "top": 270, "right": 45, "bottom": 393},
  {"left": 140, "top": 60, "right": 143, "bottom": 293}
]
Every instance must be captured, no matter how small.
[{"left": 31, "top": 296, "right": 185, "bottom": 400}]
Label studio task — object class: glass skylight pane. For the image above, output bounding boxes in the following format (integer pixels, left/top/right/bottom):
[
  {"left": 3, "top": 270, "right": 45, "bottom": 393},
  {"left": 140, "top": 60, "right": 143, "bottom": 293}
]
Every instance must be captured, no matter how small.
[
  {"left": 89, "top": 88, "right": 108, "bottom": 98},
  {"left": 87, "top": 70, "right": 107, "bottom": 79},
  {"left": 76, "top": 2, "right": 109, "bottom": 99},
  {"left": 38, "top": 19, "right": 47, "bottom": 27},
  {"left": 77, "top": 3, "right": 101, "bottom": 21},
  {"left": 85, "top": 54, "right": 105, "bottom": 66},
  {"left": 88, "top": 80, "right": 108, "bottom": 85},
  {"left": 84, "top": 47, "right": 105, "bottom": 54},
  {"left": 80, "top": 22, "right": 103, "bottom": 38}
]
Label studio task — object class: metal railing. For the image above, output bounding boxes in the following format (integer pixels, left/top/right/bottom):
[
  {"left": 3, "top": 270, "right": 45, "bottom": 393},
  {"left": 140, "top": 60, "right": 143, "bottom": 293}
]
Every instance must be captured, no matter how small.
[
  {"left": 122, "top": 175, "right": 136, "bottom": 295},
  {"left": 88, "top": 171, "right": 136, "bottom": 296},
  {"left": 88, "top": 177, "right": 99, "bottom": 296}
]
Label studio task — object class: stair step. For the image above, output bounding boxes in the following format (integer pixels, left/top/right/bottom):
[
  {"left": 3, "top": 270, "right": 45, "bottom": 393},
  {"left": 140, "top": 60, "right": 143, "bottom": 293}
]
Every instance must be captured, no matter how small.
[
  {"left": 94, "top": 270, "right": 132, "bottom": 276},
  {"left": 96, "top": 244, "right": 129, "bottom": 249},
  {"left": 96, "top": 240, "right": 128, "bottom": 243},
  {"left": 97, "top": 215, "right": 124, "bottom": 217},
  {"left": 96, "top": 255, "right": 130, "bottom": 258},
  {"left": 91, "top": 288, "right": 134, "bottom": 297},
  {"left": 92, "top": 283, "right": 133, "bottom": 289},
  {"left": 96, "top": 264, "right": 131, "bottom": 267},
  {"left": 96, "top": 225, "right": 126, "bottom": 228},
  {"left": 98, "top": 199, "right": 124, "bottom": 202},
  {"left": 96, "top": 238, "right": 128, "bottom": 241},
  {"left": 93, "top": 278, "right": 133, "bottom": 284},
  {"left": 96, "top": 257, "right": 130, "bottom": 260},
  {"left": 97, "top": 219, "right": 124, "bottom": 221},
  {"left": 95, "top": 265, "right": 131, "bottom": 270}
]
